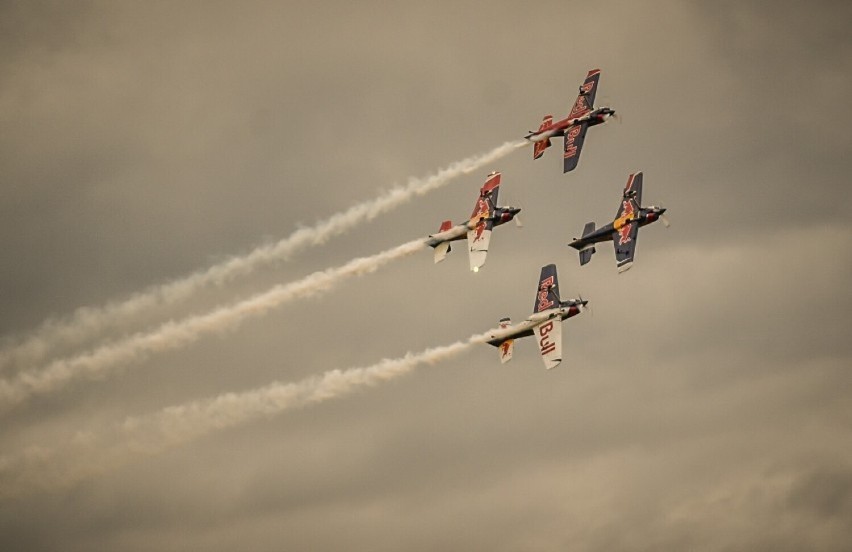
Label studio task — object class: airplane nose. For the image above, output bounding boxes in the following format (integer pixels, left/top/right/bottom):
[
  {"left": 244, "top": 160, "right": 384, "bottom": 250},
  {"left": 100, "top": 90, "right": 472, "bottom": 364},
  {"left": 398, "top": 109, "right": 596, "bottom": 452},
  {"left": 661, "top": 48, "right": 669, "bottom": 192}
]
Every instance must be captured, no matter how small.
[
  {"left": 511, "top": 207, "right": 522, "bottom": 215},
  {"left": 658, "top": 207, "right": 667, "bottom": 215}
]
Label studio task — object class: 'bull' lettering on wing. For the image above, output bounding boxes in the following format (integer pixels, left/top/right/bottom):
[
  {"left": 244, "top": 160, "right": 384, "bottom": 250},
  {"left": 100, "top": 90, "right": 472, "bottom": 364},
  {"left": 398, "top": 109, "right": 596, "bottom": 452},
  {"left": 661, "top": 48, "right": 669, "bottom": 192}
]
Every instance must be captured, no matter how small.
[{"left": 538, "top": 321, "right": 556, "bottom": 355}]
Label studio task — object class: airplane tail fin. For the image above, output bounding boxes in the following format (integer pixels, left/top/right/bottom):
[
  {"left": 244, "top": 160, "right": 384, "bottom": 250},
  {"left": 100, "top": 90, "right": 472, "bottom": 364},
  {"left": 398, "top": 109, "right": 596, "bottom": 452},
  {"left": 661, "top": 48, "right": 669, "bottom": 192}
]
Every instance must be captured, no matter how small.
[
  {"left": 578, "top": 222, "right": 596, "bottom": 265},
  {"left": 579, "top": 246, "right": 596, "bottom": 266}
]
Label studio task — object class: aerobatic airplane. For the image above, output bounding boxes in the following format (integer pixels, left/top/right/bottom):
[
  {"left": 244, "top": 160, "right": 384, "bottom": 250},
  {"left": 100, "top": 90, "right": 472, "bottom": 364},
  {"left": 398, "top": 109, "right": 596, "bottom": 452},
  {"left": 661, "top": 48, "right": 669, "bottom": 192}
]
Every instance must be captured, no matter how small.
[
  {"left": 525, "top": 68, "right": 616, "bottom": 173},
  {"left": 568, "top": 172, "right": 668, "bottom": 273},
  {"left": 426, "top": 171, "right": 521, "bottom": 272},
  {"left": 485, "top": 264, "right": 587, "bottom": 370}
]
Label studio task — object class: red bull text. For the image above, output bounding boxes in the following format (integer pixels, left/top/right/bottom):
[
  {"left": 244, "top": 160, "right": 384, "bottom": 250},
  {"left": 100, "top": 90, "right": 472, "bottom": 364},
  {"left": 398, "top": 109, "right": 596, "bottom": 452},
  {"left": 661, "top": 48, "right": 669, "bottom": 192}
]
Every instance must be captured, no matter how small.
[
  {"left": 537, "top": 276, "right": 555, "bottom": 311},
  {"left": 538, "top": 321, "right": 557, "bottom": 356}
]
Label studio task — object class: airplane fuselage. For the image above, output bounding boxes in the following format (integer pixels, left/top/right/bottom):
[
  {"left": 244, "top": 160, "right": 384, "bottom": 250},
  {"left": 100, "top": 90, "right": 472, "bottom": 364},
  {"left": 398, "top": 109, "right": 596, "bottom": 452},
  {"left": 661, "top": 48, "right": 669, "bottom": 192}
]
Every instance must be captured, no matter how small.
[
  {"left": 486, "top": 302, "right": 584, "bottom": 346},
  {"left": 525, "top": 107, "right": 615, "bottom": 143},
  {"left": 426, "top": 207, "right": 520, "bottom": 246},
  {"left": 569, "top": 206, "right": 666, "bottom": 249}
]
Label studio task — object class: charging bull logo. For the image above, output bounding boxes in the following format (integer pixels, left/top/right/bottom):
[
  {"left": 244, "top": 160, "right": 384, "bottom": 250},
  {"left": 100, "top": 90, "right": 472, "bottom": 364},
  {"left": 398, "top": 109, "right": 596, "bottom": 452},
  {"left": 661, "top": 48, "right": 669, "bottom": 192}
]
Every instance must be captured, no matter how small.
[
  {"left": 537, "top": 276, "right": 555, "bottom": 312},
  {"left": 614, "top": 200, "right": 636, "bottom": 245},
  {"left": 499, "top": 340, "right": 512, "bottom": 360},
  {"left": 469, "top": 196, "right": 491, "bottom": 242}
]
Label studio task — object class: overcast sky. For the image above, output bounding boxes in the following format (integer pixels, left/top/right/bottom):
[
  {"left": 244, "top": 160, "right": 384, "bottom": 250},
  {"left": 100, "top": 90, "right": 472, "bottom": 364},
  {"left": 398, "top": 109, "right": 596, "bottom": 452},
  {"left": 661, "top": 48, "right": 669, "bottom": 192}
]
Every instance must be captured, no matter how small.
[{"left": 1, "top": 1, "right": 851, "bottom": 550}]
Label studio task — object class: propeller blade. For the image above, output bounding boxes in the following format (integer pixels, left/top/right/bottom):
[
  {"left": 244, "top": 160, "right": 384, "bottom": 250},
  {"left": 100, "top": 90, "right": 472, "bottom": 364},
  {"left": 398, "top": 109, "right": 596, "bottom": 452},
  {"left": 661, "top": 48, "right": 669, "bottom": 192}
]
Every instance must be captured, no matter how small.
[
  {"left": 514, "top": 215, "right": 523, "bottom": 228},
  {"left": 660, "top": 214, "right": 671, "bottom": 228}
]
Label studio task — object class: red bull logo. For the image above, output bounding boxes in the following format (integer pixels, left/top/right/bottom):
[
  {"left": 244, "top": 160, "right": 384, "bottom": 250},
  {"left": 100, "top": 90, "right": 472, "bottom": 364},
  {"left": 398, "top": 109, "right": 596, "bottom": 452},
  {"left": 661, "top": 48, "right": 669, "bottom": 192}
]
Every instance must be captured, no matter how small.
[
  {"left": 499, "top": 340, "right": 512, "bottom": 360},
  {"left": 614, "top": 200, "right": 636, "bottom": 245},
  {"left": 469, "top": 197, "right": 491, "bottom": 242},
  {"left": 537, "top": 276, "right": 555, "bottom": 311},
  {"left": 563, "top": 124, "right": 582, "bottom": 159},
  {"left": 569, "top": 96, "right": 589, "bottom": 119},
  {"left": 538, "top": 321, "right": 557, "bottom": 356}
]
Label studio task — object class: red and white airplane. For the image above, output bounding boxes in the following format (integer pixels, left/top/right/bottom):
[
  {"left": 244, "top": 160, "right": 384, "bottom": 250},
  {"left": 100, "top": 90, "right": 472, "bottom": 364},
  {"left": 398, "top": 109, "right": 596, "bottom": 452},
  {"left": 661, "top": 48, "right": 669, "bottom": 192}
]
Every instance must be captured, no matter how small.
[
  {"left": 525, "top": 68, "right": 615, "bottom": 173},
  {"left": 426, "top": 172, "right": 521, "bottom": 272},
  {"left": 486, "top": 264, "right": 587, "bottom": 370}
]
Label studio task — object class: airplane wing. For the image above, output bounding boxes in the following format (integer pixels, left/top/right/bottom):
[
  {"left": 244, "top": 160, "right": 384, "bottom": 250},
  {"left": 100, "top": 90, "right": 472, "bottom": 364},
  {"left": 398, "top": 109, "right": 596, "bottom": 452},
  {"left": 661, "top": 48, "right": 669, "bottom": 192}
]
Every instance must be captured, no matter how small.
[
  {"left": 534, "top": 263, "right": 560, "bottom": 313},
  {"left": 467, "top": 226, "right": 491, "bottom": 271},
  {"left": 612, "top": 172, "right": 643, "bottom": 272},
  {"left": 563, "top": 121, "right": 589, "bottom": 173},
  {"left": 613, "top": 223, "right": 639, "bottom": 273},
  {"left": 568, "top": 69, "right": 601, "bottom": 120},
  {"left": 621, "top": 172, "right": 643, "bottom": 208},
  {"left": 535, "top": 318, "right": 562, "bottom": 370},
  {"left": 467, "top": 173, "right": 500, "bottom": 271}
]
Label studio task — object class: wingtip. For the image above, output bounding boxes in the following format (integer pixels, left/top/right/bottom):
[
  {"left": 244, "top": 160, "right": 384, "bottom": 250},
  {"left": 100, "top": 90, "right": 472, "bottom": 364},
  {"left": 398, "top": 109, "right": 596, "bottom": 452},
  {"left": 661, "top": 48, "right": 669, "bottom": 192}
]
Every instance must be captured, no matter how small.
[{"left": 545, "top": 359, "right": 562, "bottom": 370}]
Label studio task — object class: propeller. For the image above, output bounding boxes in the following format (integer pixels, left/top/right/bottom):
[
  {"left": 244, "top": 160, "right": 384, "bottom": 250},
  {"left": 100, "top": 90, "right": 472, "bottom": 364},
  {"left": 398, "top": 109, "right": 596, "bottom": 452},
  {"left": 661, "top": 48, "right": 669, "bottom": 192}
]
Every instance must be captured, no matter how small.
[
  {"left": 597, "top": 95, "right": 619, "bottom": 120},
  {"left": 649, "top": 202, "right": 670, "bottom": 227},
  {"left": 504, "top": 194, "right": 524, "bottom": 228},
  {"left": 578, "top": 295, "right": 592, "bottom": 317}
]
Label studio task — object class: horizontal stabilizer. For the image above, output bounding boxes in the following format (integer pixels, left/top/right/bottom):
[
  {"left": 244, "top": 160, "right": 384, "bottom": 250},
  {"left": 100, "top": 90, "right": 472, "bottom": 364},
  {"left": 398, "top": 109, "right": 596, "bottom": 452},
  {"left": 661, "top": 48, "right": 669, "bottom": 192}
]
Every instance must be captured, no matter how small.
[
  {"left": 582, "top": 221, "right": 596, "bottom": 237},
  {"left": 533, "top": 138, "right": 551, "bottom": 160},
  {"left": 434, "top": 241, "right": 451, "bottom": 263},
  {"left": 498, "top": 338, "right": 514, "bottom": 364},
  {"left": 579, "top": 246, "right": 595, "bottom": 266}
]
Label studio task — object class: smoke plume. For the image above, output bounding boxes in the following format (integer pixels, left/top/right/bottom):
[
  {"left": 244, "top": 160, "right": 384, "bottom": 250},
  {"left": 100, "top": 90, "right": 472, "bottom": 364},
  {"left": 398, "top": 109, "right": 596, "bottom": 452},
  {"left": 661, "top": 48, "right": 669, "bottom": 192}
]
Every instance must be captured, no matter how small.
[{"left": 0, "top": 141, "right": 524, "bottom": 371}]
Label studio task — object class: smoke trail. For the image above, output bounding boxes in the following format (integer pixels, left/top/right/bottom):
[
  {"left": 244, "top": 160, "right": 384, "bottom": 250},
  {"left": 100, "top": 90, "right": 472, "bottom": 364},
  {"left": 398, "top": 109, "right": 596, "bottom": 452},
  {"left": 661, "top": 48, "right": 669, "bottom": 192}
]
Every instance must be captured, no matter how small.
[
  {"left": 124, "top": 332, "right": 489, "bottom": 453},
  {"left": 0, "top": 238, "right": 428, "bottom": 410},
  {"left": 0, "top": 140, "right": 525, "bottom": 371},
  {"left": 0, "top": 333, "right": 489, "bottom": 497}
]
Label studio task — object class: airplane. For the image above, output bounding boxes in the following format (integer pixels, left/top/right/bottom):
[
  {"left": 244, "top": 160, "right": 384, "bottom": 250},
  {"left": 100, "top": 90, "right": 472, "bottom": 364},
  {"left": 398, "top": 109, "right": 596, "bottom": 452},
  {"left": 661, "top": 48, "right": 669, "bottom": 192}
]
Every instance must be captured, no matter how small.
[
  {"left": 426, "top": 171, "right": 521, "bottom": 272},
  {"left": 524, "top": 68, "right": 616, "bottom": 173},
  {"left": 568, "top": 172, "right": 668, "bottom": 273},
  {"left": 485, "top": 264, "right": 587, "bottom": 370}
]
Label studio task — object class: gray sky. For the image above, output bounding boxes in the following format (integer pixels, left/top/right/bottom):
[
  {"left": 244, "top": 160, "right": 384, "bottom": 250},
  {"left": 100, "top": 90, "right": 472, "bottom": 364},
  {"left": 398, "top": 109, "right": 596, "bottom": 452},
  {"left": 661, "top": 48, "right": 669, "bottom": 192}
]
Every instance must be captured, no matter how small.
[{"left": 1, "top": 1, "right": 851, "bottom": 550}]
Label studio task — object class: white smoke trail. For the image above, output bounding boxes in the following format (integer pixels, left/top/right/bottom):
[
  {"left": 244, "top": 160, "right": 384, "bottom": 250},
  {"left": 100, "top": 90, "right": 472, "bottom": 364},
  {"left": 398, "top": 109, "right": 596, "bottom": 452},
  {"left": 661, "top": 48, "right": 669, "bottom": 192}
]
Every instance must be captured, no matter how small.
[
  {"left": 0, "top": 140, "right": 525, "bottom": 371},
  {"left": 0, "top": 238, "right": 428, "bottom": 410},
  {"left": 0, "top": 333, "right": 489, "bottom": 497},
  {"left": 123, "top": 332, "right": 488, "bottom": 453}
]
